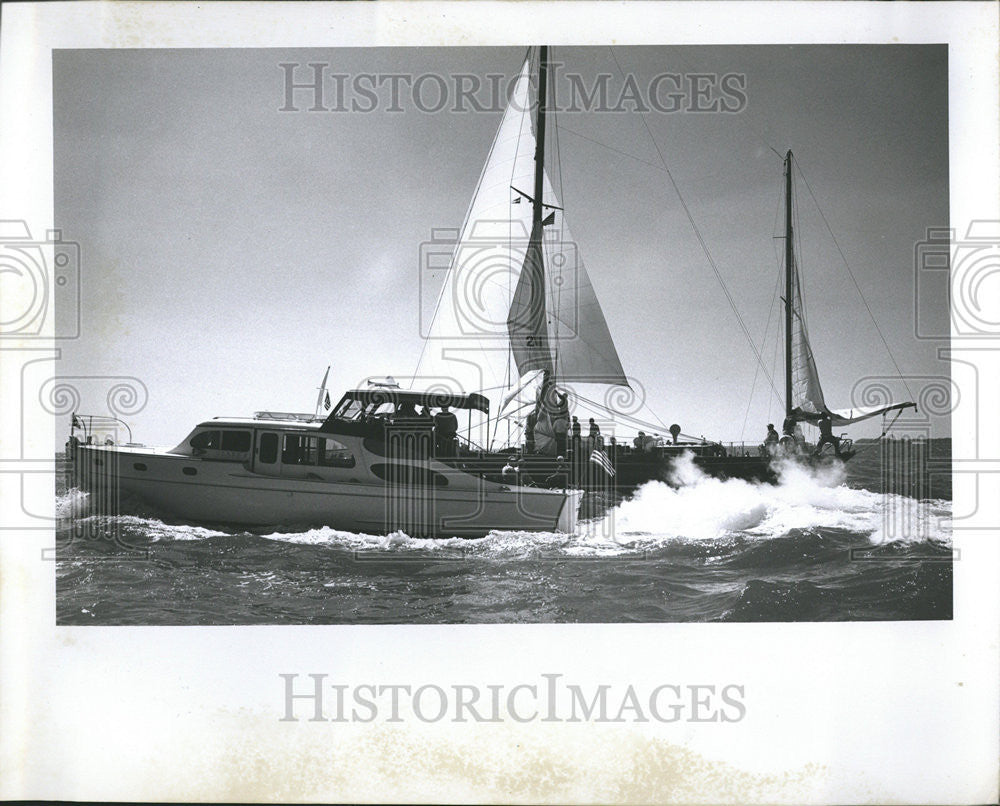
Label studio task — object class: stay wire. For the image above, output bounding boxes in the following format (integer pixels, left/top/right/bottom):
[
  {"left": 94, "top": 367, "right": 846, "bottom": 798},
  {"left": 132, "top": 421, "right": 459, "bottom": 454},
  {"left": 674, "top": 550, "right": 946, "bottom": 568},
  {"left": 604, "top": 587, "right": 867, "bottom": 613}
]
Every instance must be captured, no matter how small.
[
  {"left": 793, "top": 159, "right": 916, "bottom": 403},
  {"left": 607, "top": 47, "right": 783, "bottom": 406}
]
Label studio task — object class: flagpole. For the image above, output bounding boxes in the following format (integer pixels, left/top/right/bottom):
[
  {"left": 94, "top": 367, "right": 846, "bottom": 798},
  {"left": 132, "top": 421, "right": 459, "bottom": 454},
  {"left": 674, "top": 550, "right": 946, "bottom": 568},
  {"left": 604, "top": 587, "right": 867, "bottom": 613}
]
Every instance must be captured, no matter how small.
[{"left": 314, "top": 365, "right": 331, "bottom": 419}]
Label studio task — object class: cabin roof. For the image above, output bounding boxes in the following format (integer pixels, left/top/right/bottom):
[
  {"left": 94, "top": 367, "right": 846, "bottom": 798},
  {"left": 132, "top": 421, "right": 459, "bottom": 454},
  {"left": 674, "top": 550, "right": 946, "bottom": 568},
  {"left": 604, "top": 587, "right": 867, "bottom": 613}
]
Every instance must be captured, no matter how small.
[
  {"left": 336, "top": 388, "right": 490, "bottom": 413},
  {"left": 197, "top": 417, "right": 323, "bottom": 431}
]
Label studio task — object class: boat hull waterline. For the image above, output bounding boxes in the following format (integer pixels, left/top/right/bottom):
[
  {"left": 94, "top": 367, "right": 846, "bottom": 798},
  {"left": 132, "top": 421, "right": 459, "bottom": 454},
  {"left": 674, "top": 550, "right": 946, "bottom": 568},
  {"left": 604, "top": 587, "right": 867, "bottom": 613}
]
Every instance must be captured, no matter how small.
[{"left": 68, "top": 426, "right": 580, "bottom": 539}]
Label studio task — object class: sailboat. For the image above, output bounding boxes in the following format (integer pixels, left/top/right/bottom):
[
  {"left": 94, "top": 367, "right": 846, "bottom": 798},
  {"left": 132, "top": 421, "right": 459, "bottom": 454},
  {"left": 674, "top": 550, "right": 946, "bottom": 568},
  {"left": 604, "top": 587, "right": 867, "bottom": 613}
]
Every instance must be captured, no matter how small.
[
  {"left": 778, "top": 149, "right": 916, "bottom": 460},
  {"left": 66, "top": 48, "right": 917, "bottom": 535},
  {"left": 415, "top": 47, "right": 760, "bottom": 491},
  {"left": 415, "top": 47, "right": 914, "bottom": 491}
]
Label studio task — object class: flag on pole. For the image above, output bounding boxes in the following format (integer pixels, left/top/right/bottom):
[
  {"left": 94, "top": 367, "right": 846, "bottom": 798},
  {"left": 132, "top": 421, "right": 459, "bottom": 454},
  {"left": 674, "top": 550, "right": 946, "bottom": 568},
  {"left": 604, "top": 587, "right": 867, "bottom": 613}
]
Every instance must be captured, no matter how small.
[
  {"left": 590, "top": 449, "right": 615, "bottom": 477},
  {"left": 315, "top": 365, "right": 331, "bottom": 417},
  {"left": 324, "top": 391, "right": 331, "bottom": 410}
]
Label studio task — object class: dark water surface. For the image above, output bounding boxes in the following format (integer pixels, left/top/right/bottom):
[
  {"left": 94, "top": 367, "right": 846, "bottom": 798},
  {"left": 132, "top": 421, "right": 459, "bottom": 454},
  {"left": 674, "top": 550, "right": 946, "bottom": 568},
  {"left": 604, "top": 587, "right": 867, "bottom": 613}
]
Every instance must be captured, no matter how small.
[{"left": 56, "top": 439, "right": 952, "bottom": 624}]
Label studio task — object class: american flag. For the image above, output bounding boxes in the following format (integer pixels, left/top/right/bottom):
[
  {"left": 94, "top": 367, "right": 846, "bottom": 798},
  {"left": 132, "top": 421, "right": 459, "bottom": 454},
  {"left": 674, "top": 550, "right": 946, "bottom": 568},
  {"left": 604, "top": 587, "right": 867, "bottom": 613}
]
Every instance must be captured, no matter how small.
[{"left": 589, "top": 449, "right": 615, "bottom": 477}]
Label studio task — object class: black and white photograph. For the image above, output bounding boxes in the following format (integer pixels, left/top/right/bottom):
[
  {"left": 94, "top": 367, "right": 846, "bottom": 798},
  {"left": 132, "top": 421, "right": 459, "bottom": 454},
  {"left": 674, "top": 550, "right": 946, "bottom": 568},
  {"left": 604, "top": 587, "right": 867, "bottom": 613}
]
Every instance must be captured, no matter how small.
[
  {"left": 54, "top": 43, "right": 954, "bottom": 624},
  {"left": 1, "top": 2, "right": 997, "bottom": 804}
]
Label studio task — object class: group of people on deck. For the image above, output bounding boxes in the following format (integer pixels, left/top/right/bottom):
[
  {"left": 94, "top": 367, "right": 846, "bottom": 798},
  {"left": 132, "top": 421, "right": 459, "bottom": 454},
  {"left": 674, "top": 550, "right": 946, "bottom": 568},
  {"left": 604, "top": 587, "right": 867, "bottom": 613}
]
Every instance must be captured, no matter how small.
[
  {"left": 524, "top": 371, "right": 612, "bottom": 458},
  {"left": 524, "top": 370, "right": 681, "bottom": 458},
  {"left": 572, "top": 416, "right": 603, "bottom": 448},
  {"left": 631, "top": 431, "right": 663, "bottom": 452},
  {"left": 764, "top": 412, "right": 841, "bottom": 457},
  {"left": 390, "top": 400, "right": 459, "bottom": 456}
]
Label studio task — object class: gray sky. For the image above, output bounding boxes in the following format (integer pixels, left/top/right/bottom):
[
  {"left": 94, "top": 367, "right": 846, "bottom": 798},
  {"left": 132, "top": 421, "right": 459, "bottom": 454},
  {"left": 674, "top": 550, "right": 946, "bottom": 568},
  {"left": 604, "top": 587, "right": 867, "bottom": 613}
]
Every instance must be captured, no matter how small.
[{"left": 55, "top": 45, "right": 948, "bottom": 446}]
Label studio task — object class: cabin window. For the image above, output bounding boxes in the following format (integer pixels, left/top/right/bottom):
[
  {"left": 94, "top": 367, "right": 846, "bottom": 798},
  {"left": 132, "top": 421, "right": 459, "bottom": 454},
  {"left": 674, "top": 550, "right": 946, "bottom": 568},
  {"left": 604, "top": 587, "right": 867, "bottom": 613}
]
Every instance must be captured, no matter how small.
[
  {"left": 259, "top": 432, "right": 278, "bottom": 464},
  {"left": 190, "top": 430, "right": 221, "bottom": 450},
  {"left": 369, "top": 463, "right": 448, "bottom": 487},
  {"left": 281, "top": 434, "right": 355, "bottom": 468},
  {"left": 333, "top": 398, "right": 364, "bottom": 420},
  {"left": 220, "top": 430, "right": 252, "bottom": 452},
  {"left": 282, "top": 434, "right": 306, "bottom": 464},
  {"left": 369, "top": 401, "right": 397, "bottom": 417},
  {"left": 320, "top": 438, "right": 355, "bottom": 468}
]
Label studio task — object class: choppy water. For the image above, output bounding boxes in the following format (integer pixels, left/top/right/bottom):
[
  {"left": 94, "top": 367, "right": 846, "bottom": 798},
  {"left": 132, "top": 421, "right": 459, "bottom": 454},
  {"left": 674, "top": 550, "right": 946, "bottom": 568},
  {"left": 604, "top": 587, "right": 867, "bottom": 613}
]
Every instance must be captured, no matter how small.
[{"left": 56, "top": 439, "right": 952, "bottom": 624}]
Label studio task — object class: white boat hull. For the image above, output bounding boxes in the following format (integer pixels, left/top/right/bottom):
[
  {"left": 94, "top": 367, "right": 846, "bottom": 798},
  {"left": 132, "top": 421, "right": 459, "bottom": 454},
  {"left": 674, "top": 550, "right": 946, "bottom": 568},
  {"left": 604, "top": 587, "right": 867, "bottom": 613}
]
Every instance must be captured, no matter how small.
[{"left": 69, "top": 443, "right": 579, "bottom": 538}]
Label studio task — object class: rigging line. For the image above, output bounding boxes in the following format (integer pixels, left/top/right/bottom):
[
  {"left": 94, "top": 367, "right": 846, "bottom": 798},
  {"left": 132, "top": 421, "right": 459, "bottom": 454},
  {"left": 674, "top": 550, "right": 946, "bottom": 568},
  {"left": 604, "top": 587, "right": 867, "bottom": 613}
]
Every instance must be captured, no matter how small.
[
  {"left": 880, "top": 408, "right": 906, "bottom": 438},
  {"left": 637, "top": 396, "right": 673, "bottom": 433},
  {"left": 548, "top": 58, "right": 670, "bottom": 432},
  {"left": 570, "top": 391, "right": 724, "bottom": 443},
  {"left": 793, "top": 159, "right": 916, "bottom": 402},
  {"left": 607, "top": 47, "right": 783, "bottom": 404},
  {"left": 570, "top": 393, "right": 675, "bottom": 435},
  {"left": 740, "top": 265, "right": 783, "bottom": 440},
  {"left": 555, "top": 123, "right": 670, "bottom": 173},
  {"left": 659, "top": 49, "right": 785, "bottom": 164}
]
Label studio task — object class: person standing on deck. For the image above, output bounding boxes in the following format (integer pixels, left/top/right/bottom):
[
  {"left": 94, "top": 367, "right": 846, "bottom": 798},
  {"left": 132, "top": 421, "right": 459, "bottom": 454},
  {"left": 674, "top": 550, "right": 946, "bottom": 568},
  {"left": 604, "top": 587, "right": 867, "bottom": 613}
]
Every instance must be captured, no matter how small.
[
  {"left": 553, "top": 413, "right": 569, "bottom": 457},
  {"left": 433, "top": 404, "right": 459, "bottom": 457},
  {"left": 814, "top": 413, "right": 841, "bottom": 456},
  {"left": 764, "top": 423, "right": 779, "bottom": 456},
  {"left": 588, "top": 418, "right": 601, "bottom": 449},
  {"left": 780, "top": 413, "right": 799, "bottom": 455},
  {"left": 525, "top": 409, "right": 537, "bottom": 454},
  {"left": 394, "top": 400, "right": 419, "bottom": 420},
  {"left": 551, "top": 390, "right": 570, "bottom": 457},
  {"left": 544, "top": 457, "right": 568, "bottom": 489}
]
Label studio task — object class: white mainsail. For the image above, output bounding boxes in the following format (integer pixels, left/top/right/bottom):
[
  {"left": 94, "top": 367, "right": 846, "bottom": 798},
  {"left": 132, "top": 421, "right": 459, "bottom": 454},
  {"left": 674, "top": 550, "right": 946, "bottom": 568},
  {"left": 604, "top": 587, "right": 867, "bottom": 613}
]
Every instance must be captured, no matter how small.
[{"left": 416, "top": 52, "right": 628, "bottom": 447}]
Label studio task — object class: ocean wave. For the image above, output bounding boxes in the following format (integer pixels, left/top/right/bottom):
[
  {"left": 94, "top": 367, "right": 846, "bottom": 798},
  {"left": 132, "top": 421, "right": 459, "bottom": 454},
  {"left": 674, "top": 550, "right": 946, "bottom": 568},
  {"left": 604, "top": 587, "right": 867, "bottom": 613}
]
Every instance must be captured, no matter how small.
[
  {"left": 55, "top": 487, "right": 90, "bottom": 519},
  {"left": 600, "top": 453, "right": 951, "bottom": 546}
]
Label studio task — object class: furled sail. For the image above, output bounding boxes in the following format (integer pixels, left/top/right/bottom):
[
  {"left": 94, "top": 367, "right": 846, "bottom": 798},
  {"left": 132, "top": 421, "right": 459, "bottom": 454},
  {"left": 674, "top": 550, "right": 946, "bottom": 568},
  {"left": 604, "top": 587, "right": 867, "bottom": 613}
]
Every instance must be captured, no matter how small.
[
  {"left": 789, "top": 255, "right": 828, "bottom": 419},
  {"left": 789, "top": 255, "right": 913, "bottom": 427}
]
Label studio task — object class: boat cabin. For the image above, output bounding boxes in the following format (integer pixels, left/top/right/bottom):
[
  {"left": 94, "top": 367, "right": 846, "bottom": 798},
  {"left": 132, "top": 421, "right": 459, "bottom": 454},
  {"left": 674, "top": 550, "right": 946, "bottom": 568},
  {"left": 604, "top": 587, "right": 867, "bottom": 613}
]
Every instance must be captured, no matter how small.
[
  {"left": 171, "top": 417, "right": 360, "bottom": 480},
  {"left": 325, "top": 389, "right": 490, "bottom": 424}
]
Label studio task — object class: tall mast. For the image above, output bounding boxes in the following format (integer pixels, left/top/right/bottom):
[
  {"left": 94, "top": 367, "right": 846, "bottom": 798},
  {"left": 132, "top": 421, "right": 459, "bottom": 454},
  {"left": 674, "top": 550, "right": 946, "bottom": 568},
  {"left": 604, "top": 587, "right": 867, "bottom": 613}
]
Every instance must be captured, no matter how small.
[
  {"left": 532, "top": 46, "right": 548, "bottom": 229},
  {"left": 784, "top": 149, "right": 793, "bottom": 419},
  {"left": 532, "top": 45, "right": 554, "bottom": 377}
]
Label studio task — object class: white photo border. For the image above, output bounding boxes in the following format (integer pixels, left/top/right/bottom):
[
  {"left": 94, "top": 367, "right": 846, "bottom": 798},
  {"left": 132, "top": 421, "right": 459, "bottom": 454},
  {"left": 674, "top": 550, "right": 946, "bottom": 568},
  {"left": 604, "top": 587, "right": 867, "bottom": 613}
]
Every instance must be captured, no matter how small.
[{"left": 0, "top": 2, "right": 997, "bottom": 803}]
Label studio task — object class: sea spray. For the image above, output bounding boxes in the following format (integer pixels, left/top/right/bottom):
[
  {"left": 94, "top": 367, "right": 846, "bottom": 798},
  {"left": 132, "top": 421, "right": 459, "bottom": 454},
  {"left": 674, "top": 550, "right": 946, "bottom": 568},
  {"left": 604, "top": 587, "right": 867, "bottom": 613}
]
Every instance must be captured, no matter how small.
[{"left": 599, "top": 451, "right": 950, "bottom": 546}]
